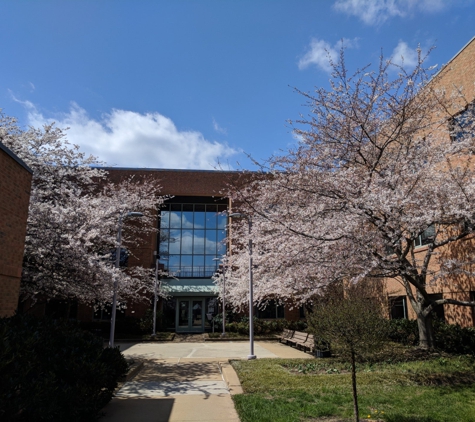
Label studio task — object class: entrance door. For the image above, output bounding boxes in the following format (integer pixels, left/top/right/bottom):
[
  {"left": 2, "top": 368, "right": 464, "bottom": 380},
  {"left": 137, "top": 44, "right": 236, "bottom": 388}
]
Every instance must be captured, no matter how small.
[{"left": 176, "top": 298, "right": 205, "bottom": 332}]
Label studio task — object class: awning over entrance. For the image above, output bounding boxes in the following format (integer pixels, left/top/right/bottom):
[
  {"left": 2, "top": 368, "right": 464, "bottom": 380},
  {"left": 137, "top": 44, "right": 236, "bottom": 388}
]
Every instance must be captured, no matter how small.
[{"left": 161, "top": 278, "right": 219, "bottom": 296}]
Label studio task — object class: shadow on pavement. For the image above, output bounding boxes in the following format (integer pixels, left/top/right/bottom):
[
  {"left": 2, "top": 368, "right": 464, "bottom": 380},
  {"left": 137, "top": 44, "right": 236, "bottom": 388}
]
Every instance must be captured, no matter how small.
[
  {"left": 137, "top": 361, "right": 221, "bottom": 382},
  {"left": 101, "top": 397, "right": 174, "bottom": 422}
]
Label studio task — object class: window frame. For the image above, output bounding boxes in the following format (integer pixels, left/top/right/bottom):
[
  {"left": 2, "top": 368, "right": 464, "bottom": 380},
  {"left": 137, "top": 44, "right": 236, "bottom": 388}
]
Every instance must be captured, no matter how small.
[{"left": 389, "top": 296, "right": 408, "bottom": 320}]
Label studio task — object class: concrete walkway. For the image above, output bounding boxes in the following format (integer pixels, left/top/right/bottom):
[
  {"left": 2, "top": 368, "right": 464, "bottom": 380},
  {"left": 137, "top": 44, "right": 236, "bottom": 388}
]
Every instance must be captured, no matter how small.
[{"left": 101, "top": 341, "right": 311, "bottom": 422}]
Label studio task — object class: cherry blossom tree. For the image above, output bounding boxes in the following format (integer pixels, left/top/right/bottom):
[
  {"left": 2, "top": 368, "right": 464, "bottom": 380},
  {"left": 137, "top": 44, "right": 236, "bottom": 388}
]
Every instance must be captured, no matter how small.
[
  {"left": 224, "top": 49, "right": 475, "bottom": 348},
  {"left": 0, "top": 112, "right": 166, "bottom": 308}
]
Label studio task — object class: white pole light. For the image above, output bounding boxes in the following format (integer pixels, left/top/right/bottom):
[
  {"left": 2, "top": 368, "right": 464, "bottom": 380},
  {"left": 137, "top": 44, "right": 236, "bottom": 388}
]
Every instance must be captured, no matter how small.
[
  {"left": 229, "top": 212, "right": 256, "bottom": 360},
  {"left": 109, "top": 211, "right": 144, "bottom": 348}
]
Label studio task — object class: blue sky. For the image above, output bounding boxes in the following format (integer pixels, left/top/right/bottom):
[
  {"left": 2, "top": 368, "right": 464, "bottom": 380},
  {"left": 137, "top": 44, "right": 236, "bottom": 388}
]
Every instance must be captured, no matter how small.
[{"left": 1, "top": 0, "right": 474, "bottom": 170}]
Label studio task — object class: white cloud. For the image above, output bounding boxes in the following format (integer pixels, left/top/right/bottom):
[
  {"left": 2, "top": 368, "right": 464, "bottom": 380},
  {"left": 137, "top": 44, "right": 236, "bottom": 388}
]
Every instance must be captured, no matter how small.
[
  {"left": 212, "top": 117, "right": 227, "bottom": 135},
  {"left": 390, "top": 40, "right": 419, "bottom": 68},
  {"left": 17, "top": 101, "right": 237, "bottom": 170},
  {"left": 334, "top": 0, "right": 447, "bottom": 25},
  {"left": 298, "top": 38, "right": 358, "bottom": 73}
]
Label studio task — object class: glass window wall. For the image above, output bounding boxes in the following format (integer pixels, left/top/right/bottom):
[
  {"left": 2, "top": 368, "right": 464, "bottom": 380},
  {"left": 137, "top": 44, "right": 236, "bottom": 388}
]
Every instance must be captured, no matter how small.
[{"left": 159, "top": 202, "right": 227, "bottom": 277}]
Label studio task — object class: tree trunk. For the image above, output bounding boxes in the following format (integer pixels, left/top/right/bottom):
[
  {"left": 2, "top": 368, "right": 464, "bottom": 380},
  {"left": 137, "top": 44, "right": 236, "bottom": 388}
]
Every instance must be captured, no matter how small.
[
  {"left": 416, "top": 311, "right": 434, "bottom": 349},
  {"left": 402, "top": 279, "right": 435, "bottom": 350},
  {"left": 350, "top": 349, "right": 359, "bottom": 422}
]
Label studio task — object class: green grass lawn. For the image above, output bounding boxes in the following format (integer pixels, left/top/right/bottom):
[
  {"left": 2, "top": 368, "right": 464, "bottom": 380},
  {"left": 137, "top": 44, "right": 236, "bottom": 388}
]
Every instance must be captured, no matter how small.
[{"left": 231, "top": 354, "right": 475, "bottom": 422}]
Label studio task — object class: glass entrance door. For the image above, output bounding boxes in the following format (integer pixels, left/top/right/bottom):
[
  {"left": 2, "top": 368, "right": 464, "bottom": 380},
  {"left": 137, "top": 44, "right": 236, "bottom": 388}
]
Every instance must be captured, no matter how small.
[{"left": 176, "top": 298, "right": 205, "bottom": 332}]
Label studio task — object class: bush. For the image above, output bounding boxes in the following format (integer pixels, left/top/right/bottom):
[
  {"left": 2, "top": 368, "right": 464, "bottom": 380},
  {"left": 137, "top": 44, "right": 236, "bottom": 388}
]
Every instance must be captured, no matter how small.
[
  {"left": 0, "top": 314, "right": 128, "bottom": 422},
  {"left": 388, "top": 318, "right": 475, "bottom": 355},
  {"left": 433, "top": 320, "right": 475, "bottom": 355},
  {"left": 388, "top": 318, "right": 419, "bottom": 346},
  {"left": 223, "top": 317, "right": 306, "bottom": 335},
  {"left": 138, "top": 309, "right": 163, "bottom": 334}
]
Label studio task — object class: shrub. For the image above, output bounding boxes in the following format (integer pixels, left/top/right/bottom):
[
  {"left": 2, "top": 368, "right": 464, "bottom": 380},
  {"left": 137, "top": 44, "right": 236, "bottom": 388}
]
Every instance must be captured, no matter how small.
[
  {"left": 224, "top": 317, "right": 299, "bottom": 335},
  {"left": 387, "top": 318, "right": 419, "bottom": 346},
  {"left": 388, "top": 318, "right": 475, "bottom": 355},
  {"left": 0, "top": 314, "right": 128, "bottom": 422},
  {"left": 433, "top": 320, "right": 475, "bottom": 355},
  {"left": 138, "top": 309, "right": 163, "bottom": 334}
]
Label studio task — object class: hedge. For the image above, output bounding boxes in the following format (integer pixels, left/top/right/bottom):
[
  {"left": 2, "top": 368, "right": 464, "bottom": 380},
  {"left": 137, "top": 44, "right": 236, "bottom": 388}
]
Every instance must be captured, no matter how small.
[{"left": 0, "top": 314, "right": 128, "bottom": 422}]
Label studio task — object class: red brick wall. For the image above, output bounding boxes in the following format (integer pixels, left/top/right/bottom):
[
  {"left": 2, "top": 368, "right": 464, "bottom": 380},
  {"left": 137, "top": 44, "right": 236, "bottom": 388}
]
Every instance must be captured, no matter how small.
[
  {"left": 383, "top": 37, "right": 475, "bottom": 327},
  {"left": 430, "top": 37, "right": 475, "bottom": 114},
  {"left": 0, "top": 144, "right": 32, "bottom": 317}
]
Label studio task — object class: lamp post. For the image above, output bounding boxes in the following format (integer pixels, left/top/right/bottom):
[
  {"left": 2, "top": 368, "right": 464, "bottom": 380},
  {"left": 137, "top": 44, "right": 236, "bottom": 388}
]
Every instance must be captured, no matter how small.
[
  {"left": 229, "top": 212, "right": 256, "bottom": 360},
  {"left": 152, "top": 257, "right": 159, "bottom": 338},
  {"left": 152, "top": 256, "right": 167, "bottom": 337},
  {"left": 109, "top": 211, "right": 144, "bottom": 348},
  {"left": 214, "top": 256, "right": 227, "bottom": 337}
]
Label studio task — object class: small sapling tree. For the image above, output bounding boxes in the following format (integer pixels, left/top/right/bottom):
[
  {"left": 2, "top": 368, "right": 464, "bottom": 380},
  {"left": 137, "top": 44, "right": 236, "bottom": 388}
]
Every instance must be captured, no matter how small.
[{"left": 307, "top": 281, "right": 389, "bottom": 422}]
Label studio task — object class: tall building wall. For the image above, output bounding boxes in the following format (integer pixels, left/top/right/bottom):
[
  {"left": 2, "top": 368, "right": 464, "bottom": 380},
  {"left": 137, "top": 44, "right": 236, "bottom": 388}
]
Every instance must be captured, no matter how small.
[
  {"left": 385, "top": 37, "right": 475, "bottom": 327},
  {"left": 0, "top": 143, "right": 32, "bottom": 317}
]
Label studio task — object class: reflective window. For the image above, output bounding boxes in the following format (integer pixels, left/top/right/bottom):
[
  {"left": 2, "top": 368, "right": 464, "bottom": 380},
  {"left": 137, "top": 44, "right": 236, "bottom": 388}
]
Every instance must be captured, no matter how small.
[
  {"left": 449, "top": 102, "right": 474, "bottom": 143},
  {"left": 159, "top": 201, "right": 227, "bottom": 277},
  {"left": 414, "top": 225, "right": 435, "bottom": 247},
  {"left": 257, "top": 300, "right": 285, "bottom": 319}
]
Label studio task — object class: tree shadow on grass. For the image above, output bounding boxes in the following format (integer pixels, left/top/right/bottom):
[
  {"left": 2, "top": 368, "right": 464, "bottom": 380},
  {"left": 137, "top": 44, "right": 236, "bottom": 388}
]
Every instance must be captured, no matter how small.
[{"left": 385, "top": 416, "right": 441, "bottom": 422}]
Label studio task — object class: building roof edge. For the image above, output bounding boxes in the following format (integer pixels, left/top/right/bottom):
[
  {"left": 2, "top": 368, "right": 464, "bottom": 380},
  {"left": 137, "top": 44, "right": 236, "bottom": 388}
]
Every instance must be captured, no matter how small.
[
  {"left": 0, "top": 142, "right": 33, "bottom": 174},
  {"left": 431, "top": 35, "right": 475, "bottom": 80},
  {"left": 100, "top": 166, "right": 245, "bottom": 174}
]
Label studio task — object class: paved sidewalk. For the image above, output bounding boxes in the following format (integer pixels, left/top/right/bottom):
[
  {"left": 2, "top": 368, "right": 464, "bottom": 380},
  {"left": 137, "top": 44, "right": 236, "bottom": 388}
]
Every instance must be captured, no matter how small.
[{"left": 101, "top": 341, "right": 311, "bottom": 422}]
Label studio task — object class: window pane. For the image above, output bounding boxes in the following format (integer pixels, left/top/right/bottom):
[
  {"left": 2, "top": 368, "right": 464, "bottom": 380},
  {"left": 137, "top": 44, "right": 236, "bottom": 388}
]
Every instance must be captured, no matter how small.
[
  {"left": 169, "top": 230, "right": 181, "bottom": 254},
  {"left": 192, "top": 300, "right": 203, "bottom": 326},
  {"left": 217, "top": 214, "right": 227, "bottom": 229},
  {"left": 206, "top": 205, "right": 217, "bottom": 229},
  {"left": 182, "top": 211, "right": 194, "bottom": 228},
  {"left": 258, "top": 301, "right": 277, "bottom": 319},
  {"left": 205, "top": 255, "right": 218, "bottom": 276},
  {"left": 217, "top": 205, "right": 227, "bottom": 228},
  {"left": 389, "top": 296, "right": 407, "bottom": 319},
  {"left": 193, "top": 230, "right": 205, "bottom": 254},
  {"left": 178, "top": 301, "right": 189, "bottom": 327},
  {"left": 181, "top": 230, "right": 193, "bottom": 254},
  {"left": 159, "top": 230, "right": 169, "bottom": 255},
  {"left": 205, "top": 230, "right": 217, "bottom": 253},
  {"left": 180, "top": 255, "right": 193, "bottom": 277},
  {"left": 421, "top": 225, "right": 436, "bottom": 245},
  {"left": 217, "top": 230, "right": 226, "bottom": 254},
  {"left": 170, "top": 211, "right": 182, "bottom": 228},
  {"left": 168, "top": 255, "right": 180, "bottom": 272},
  {"left": 194, "top": 211, "right": 205, "bottom": 229},
  {"left": 193, "top": 255, "right": 205, "bottom": 277}
]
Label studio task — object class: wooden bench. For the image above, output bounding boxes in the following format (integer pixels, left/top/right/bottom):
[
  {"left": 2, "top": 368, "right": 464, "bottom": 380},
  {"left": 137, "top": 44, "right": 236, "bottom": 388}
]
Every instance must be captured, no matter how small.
[
  {"left": 301, "top": 333, "right": 315, "bottom": 352},
  {"left": 286, "top": 331, "right": 308, "bottom": 349},
  {"left": 280, "top": 330, "right": 330, "bottom": 355},
  {"left": 279, "top": 329, "right": 294, "bottom": 344}
]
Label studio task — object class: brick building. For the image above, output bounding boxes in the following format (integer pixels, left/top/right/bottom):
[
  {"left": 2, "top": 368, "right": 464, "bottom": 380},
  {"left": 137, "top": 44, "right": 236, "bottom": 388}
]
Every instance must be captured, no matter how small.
[
  {"left": 75, "top": 168, "right": 301, "bottom": 332},
  {"left": 386, "top": 36, "right": 475, "bottom": 326},
  {"left": 0, "top": 142, "right": 32, "bottom": 317}
]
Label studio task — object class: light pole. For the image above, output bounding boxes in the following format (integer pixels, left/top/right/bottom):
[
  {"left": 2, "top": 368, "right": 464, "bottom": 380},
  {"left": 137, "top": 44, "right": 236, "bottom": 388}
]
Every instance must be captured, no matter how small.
[
  {"left": 229, "top": 212, "right": 256, "bottom": 360},
  {"left": 152, "top": 255, "right": 167, "bottom": 337},
  {"left": 109, "top": 211, "right": 144, "bottom": 348},
  {"left": 152, "top": 257, "right": 159, "bottom": 338},
  {"left": 214, "top": 256, "right": 227, "bottom": 337}
]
